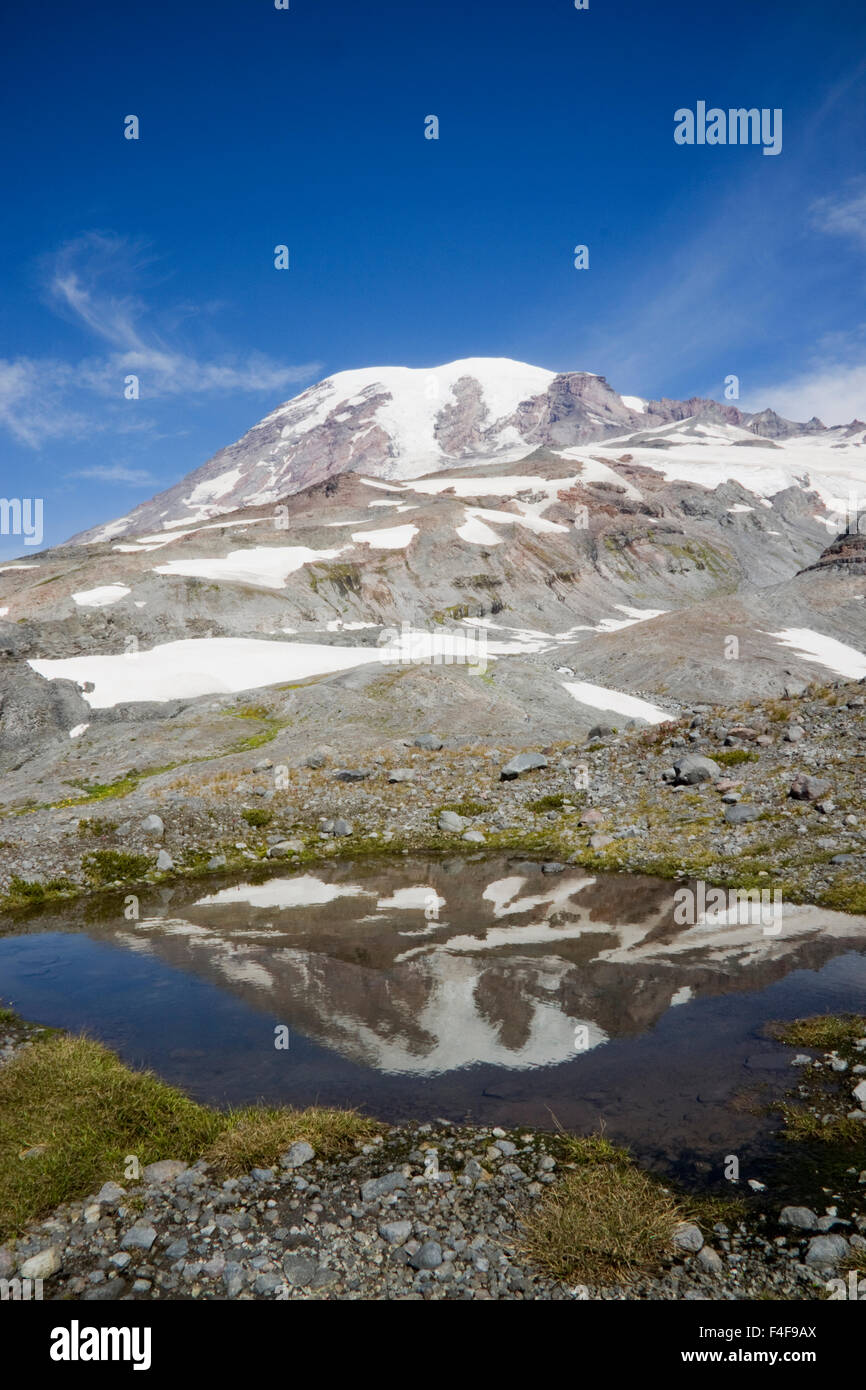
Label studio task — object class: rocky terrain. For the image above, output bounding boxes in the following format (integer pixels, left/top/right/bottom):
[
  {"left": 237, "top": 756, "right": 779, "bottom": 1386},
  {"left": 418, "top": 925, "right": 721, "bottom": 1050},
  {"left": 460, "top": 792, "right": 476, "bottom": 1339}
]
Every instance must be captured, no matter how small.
[{"left": 1, "top": 674, "right": 865, "bottom": 923}]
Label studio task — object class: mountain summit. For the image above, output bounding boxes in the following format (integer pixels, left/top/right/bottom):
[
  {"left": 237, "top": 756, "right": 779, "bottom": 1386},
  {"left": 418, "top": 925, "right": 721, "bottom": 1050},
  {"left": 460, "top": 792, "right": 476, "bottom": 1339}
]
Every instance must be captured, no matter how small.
[{"left": 75, "top": 357, "right": 836, "bottom": 544}]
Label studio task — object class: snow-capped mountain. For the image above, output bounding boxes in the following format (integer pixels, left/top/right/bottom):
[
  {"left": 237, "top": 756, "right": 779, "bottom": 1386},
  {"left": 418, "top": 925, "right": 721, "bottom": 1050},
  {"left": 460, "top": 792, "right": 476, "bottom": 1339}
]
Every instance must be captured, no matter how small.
[
  {"left": 2, "top": 348, "right": 866, "bottom": 797},
  {"left": 74, "top": 357, "right": 861, "bottom": 544}
]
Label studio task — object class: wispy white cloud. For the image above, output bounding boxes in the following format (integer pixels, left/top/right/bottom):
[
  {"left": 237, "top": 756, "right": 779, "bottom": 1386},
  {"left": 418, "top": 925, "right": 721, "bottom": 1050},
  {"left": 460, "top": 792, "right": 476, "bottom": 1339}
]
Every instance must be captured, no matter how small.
[
  {"left": 2, "top": 233, "right": 321, "bottom": 447},
  {"left": 741, "top": 360, "right": 866, "bottom": 425},
  {"left": 0, "top": 357, "right": 90, "bottom": 446},
  {"left": 70, "top": 464, "right": 157, "bottom": 485},
  {"left": 809, "top": 181, "right": 866, "bottom": 249}
]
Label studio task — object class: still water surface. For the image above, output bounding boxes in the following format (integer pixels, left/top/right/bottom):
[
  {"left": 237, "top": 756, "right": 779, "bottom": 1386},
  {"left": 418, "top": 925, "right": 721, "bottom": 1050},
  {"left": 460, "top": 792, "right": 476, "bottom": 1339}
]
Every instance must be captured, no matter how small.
[{"left": 1, "top": 856, "right": 864, "bottom": 1183}]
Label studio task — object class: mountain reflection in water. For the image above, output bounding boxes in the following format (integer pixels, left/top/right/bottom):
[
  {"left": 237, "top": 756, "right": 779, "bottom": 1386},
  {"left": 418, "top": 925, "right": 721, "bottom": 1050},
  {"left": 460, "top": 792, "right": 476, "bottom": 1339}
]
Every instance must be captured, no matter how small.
[{"left": 2, "top": 856, "right": 865, "bottom": 1180}]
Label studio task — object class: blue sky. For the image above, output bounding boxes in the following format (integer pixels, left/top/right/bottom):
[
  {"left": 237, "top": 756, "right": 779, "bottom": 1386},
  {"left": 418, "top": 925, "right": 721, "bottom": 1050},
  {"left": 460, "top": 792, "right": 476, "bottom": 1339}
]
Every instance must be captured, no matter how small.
[{"left": 1, "top": 0, "right": 865, "bottom": 553}]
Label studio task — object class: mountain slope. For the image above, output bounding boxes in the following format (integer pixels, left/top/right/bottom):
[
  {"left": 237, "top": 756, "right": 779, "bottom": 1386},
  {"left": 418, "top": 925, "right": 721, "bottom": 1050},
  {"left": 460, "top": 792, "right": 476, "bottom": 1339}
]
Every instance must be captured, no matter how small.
[{"left": 73, "top": 357, "right": 852, "bottom": 544}]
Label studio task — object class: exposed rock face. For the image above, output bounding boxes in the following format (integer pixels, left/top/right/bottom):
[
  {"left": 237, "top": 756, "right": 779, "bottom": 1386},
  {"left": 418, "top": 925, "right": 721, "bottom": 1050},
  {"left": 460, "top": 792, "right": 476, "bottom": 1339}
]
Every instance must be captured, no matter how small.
[
  {"left": 511, "top": 372, "right": 647, "bottom": 448},
  {"left": 0, "top": 661, "right": 90, "bottom": 762},
  {"left": 801, "top": 530, "right": 866, "bottom": 574}
]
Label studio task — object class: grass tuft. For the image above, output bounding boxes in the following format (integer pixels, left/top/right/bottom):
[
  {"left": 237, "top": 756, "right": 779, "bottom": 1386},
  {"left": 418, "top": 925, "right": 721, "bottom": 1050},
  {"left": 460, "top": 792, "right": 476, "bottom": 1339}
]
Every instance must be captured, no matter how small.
[
  {"left": 520, "top": 1134, "right": 682, "bottom": 1283},
  {"left": 204, "top": 1107, "right": 380, "bottom": 1175},
  {"left": 714, "top": 749, "right": 760, "bottom": 767},
  {"left": 766, "top": 1015, "right": 866, "bottom": 1052}
]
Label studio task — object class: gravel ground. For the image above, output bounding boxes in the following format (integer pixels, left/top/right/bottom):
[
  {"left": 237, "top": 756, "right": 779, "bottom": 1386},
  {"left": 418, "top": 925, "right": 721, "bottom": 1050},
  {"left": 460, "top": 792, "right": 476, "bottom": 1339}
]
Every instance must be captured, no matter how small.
[{"left": 2, "top": 677, "right": 866, "bottom": 917}]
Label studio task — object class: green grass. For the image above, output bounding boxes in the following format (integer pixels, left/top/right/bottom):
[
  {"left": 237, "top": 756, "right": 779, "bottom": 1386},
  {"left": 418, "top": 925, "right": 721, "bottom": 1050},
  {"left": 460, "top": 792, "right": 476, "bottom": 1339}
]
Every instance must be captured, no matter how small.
[
  {"left": 817, "top": 882, "right": 866, "bottom": 914},
  {"left": 4, "top": 875, "right": 76, "bottom": 904},
  {"left": 528, "top": 794, "right": 566, "bottom": 812},
  {"left": 226, "top": 704, "right": 271, "bottom": 721},
  {"left": 776, "top": 1105, "right": 866, "bottom": 1146},
  {"left": 520, "top": 1134, "right": 682, "bottom": 1283},
  {"left": 714, "top": 749, "right": 760, "bottom": 767},
  {"left": 434, "top": 800, "right": 489, "bottom": 819},
  {"left": 767, "top": 1014, "right": 866, "bottom": 1052},
  {"left": 0, "top": 1025, "right": 380, "bottom": 1241},
  {"left": 241, "top": 808, "right": 273, "bottom": 828},
  {"left": 50, "top": 765, "right": 179, "bottom": 810},
  {"left": 0, "top": 1032, "right": 221, "bottom": 1240},
  {"left": 204, "top": 1107, "right": 380, "bottom": 1175},
  {"left": 685, "top": 1192, "right": 749, "bottom": 1232}
]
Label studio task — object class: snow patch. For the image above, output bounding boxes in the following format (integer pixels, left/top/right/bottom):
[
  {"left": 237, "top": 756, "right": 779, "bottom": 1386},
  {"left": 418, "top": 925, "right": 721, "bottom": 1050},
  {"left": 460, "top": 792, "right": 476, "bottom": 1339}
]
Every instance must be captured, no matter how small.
[
  {"left": 562, "top": 681, "right": 672, "bottom": 725},
  {"left": 350, "top": 524, "right": 418, "bottom": 550},
  {"left": 154, "top": 546, "right": 347, "bottom": 589},
  {"left": 767, "top": 628, "right": 866, "bottom": 680},
  {"left": 71, "top": 584, "right": 131, "bottom": 608}
]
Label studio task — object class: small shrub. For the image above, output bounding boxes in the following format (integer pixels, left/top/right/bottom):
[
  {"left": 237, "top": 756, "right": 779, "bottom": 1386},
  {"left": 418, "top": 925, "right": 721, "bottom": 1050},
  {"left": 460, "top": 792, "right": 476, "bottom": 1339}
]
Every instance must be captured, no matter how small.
[
  {"left": 529, "top": 794, "right": 565, "bottom": 812},
  {"left": 81, "top": 850, "right": 151, "bottom": 887},
  {"left": 435, "top": 800, "right": 488, "bottom": 819},
  {"left": 77, "top": 817, "right": 116, "bottom": 837},
  {"left": 6, "top": 876, "right": 75, "bottom": 902},
  {"left": 714, "top": 749, "right": 760, "bottom": 767}
]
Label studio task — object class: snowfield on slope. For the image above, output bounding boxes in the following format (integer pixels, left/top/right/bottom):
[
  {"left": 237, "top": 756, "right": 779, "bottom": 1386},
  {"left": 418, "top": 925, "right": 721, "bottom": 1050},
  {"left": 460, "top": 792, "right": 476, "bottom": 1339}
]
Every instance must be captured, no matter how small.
[
  {"left": 27, "top": 627, "right": 550, "bottom": 707},
  {"left": 561, "top": 681, "right": 672, "bottom": 725},
  {"left": 767, "top": 628, "right": 866, "bottom": 680},
  {"left": 592, "top": 421, "right": 866, "bottom": 519},
  {"left": 71, "top": 584, "right": 132, "bottom": 607},
  {"left": 154, "top": 545, "right": 347, "bottom": 588}
]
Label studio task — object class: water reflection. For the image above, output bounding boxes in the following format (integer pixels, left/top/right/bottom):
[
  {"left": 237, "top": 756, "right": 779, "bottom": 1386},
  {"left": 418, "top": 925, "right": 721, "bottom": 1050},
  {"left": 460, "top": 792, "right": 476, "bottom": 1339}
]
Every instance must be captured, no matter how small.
[{"left": 2, "top": 857, "right": 866, "bottom": 1178}]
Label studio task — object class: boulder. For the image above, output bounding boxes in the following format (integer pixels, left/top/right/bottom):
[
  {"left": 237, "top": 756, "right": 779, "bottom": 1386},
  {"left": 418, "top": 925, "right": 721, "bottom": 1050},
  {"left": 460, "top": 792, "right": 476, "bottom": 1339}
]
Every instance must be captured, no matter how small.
[
  {"left": 142, "top": 1159, "right": 188, "bottom": 1184},
  {"left": 500, "top": 752, "right": 548, "bottom": 780},
  {"left": 672, "top": 755, "right": 721, "bottom": 785},
  {"left": 780, "top": 1206, "right": 818, "bottom": 1231},
  {"left": 790, "top": 773, "right": 832, "bottom": 802},
  {"left": 673, "top": 1222, "right": 704, "bottom": 1253},
  {"left": 19, "top": 1246, "right": 61, "bottom": 1280},
  {"left": 804, "top": 1234, "right": 850, "bottom": 1268}
]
